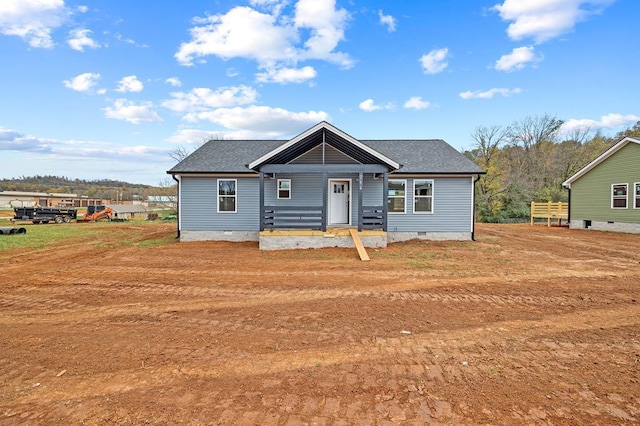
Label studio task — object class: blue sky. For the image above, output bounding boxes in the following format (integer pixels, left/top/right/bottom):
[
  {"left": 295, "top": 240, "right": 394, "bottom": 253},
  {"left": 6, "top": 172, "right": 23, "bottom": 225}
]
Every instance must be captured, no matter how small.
[{"left": 1, "top": 0, "right": 638, "bottom": 185}]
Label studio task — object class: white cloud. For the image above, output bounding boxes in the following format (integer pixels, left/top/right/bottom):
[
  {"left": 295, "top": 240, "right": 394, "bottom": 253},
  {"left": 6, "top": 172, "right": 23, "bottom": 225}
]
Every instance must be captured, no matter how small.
[
  {"left": 255, "top": 66, "right": 317, "bottom": 84},
  {"left": 492, "top": 0, "right": 615, "bottom": 43},
  {"left": 103, "top": 99, "right": 163, "bottom": 124},
  {"left": 0, "top": 0, "right": 70, "bottom": 48},
  {"left": 561, "top": 113, "right": 640, "bottom": 133},
  {"left": 359, "top": 99, "right": 394, "bottom": 112},
  {"left": 116, "top": 75, "right": 144, "bottom": 93},
  {"left": 67, "top": 28, "right": 100, "bottom": 51},
  {"left": 0, "top": 125, "right": 170, "bottom": 163},
  {"left": 175, "top": 0, "right": 353, "bottom": 70},
  {"left": 63, "top": 72, "right": 101, "bottom": 92},
  {"left": 419, "top": 48, "right": 449, "bottom": 74},
  {"left": 250, "top": 0, "right": 288, "bottom": 16},
  {"left": 403, "top": 96, "right": 431, "bottom": 110},
  {"left": 175, "top": 6, "right": 297, "bottom": 66},
  {"left": 459, "top": 87, "right": 522, "bottom": 99},
  {"left": 378, "top": 10, "right": 396, "bottom": 32},
  {"left": 112, "top": 32, "right": 147, "bottom": 48},
  {"left": 293, "top": 0, "right": 352, "bottom": 66},
  {"left": 359, "top": 99, "right": 380, "bottom": 112},
  {"left": 495, "top": 46, "right": 542, "bottom": 71},
  {"left": 77, "top": 5, "right": 88, "bottom": 13},
  {"left": 162, "top": 85, "right": 258, "bottom": 113},
  {"left": 165, "top": 77, "right": 182, "bottom": 87},
  {"left": 182, "top": 105, "right": 330, "bottom": 137},
  {"left": 165, "top": 129, "right": 225, "bottom": 144}
]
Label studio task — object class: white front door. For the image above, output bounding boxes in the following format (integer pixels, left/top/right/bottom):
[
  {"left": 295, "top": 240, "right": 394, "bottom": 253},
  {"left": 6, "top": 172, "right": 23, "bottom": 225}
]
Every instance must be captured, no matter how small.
[{"left": 329, "top": 180, "right": 350, "bottom": 225}]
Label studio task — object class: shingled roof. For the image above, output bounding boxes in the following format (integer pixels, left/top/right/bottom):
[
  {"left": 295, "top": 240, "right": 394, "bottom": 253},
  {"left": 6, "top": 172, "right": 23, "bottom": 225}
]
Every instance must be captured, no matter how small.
[{"left": 167, "top": 127, "right": 484, "bottom": 175}]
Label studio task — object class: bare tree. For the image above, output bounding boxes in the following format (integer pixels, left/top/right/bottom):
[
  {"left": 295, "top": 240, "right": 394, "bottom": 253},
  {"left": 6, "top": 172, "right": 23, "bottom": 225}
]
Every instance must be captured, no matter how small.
[
  {"left": 503, "top": 114, "right": 564, "bottom": 203},
  {"left": 507, "top": 113, "right": 564, "bottom": 150},
  {"left": 470, "top": 125, "right": 510, "bottom": 218},
  {"left": 169, "top": 146, "right": 191, "bottom": 163},
  {"left": 153, "top": 178, "right": 178, "bottom": 214},
  {"left": 169, "top": 134, "right": 228, "bottom": 163}
]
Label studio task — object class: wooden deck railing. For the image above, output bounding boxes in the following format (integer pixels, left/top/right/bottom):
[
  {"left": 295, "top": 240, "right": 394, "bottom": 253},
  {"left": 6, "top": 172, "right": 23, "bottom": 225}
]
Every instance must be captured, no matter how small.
[
  {"left": 530, "top": 201, "right": 568, "bottom": 226},
  {"left": 261, "top": 206, "right": 324, "bottom": 230},
  {"left": 360, "top": 205, "right": 386, "bottom": 230}
]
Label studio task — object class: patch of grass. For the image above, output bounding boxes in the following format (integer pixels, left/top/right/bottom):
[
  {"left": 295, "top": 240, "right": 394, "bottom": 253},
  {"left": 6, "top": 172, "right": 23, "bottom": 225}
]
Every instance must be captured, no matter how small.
[
  {"left": 137, "top": 234, "right": 176, "bottom": 247},
  {"left": 0, "top": 221, "right": 173, "bottom": 253},
  {"left": 0, "top": 223, "right": 109, "bottom": 252},
  {"left": 406, "top": 260, "right": 432, "bottom": 268}
]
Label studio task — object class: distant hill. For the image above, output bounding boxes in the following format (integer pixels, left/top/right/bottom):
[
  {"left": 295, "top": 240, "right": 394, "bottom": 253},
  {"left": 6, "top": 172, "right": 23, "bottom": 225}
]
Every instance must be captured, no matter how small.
[{"left": 0, "top": 175, "right": 169, "bottom": 202}]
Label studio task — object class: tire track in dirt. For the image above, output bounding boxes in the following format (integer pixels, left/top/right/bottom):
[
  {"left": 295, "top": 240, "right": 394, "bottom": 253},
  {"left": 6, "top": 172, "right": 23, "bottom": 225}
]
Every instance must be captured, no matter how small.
[
  {"left": 0, "top": 283, "right": 588, "bottom": 326},
  {"left": 3, "top": 304, "right": 638, "bottom": 424}
]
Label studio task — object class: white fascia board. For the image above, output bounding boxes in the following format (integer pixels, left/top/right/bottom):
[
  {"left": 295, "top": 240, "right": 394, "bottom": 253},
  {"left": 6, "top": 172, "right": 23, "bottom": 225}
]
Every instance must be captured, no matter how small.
[
  {"left": 562, "top": 137, "right": 640, "bottom": 188},
  {"left": 248, "top": 121, "right": 401, "bottom": 170},
  {"left": 248, "top": 122, "right": 325, "bottom": 170}
]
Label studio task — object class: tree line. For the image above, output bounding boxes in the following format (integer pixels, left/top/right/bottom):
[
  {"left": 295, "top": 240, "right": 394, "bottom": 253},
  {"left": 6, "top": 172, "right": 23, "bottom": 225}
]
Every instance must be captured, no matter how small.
[
  {"left": 464, "top": 115, "right": 640, "bottom": 222},
  {"left": 0, "top": 175, "right": 158, "bottom": 202}
]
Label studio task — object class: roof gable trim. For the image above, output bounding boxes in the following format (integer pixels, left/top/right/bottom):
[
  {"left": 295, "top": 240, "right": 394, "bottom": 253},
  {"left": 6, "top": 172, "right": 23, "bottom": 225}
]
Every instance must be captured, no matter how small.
[
  {"left": 248, "top": 121, "right": 400, "bottom": 170},
  {"left": 562, "top": 137, "right": 640, "bottom": 188}
]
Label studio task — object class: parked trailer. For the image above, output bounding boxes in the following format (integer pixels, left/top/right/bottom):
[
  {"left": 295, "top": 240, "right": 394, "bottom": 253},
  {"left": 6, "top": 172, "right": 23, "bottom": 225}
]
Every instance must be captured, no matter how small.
[
  {"left": 13, "top": 207, "right": 78, "bottom": 224},
  {"left": 0, "top": 227, "right": 27, "bottom": 235}
]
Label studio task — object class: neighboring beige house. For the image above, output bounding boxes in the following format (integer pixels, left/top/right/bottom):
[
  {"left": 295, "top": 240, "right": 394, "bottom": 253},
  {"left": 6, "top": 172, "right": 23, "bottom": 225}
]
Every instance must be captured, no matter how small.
[{"left": 105, "top": 204, "right": 150, "bottom": 220}]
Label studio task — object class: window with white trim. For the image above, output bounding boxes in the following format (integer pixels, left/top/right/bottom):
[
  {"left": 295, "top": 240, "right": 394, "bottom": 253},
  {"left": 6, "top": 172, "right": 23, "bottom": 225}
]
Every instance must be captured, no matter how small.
[
  {"left": 218, "top": 179, "right": 237, "bottom": 213},
  {"left": 635, "top": 183, "right": 640, "bottom": 209},
  {"left": 611, "top": 183, "right": 628, "bottom": 209},
  {"left": 387, "top": 180, "right": 406, "bottom": 213},
  {"left": 414, "top": 179, "right": 433, "bottom": 213},
  {"left": 277, "top": 179, "right": 291, "bottom": 199}
]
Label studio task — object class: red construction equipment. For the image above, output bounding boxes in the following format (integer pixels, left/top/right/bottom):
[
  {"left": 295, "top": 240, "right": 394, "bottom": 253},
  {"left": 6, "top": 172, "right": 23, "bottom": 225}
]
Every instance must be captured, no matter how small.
[{"left": 79, "top": 205, "right": 113, "bottom": 222}]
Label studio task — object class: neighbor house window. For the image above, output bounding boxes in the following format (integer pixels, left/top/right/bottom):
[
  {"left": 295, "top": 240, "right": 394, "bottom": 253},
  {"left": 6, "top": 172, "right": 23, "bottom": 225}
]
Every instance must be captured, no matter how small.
[
  {"left": 635, "top": 183, "right": 640, "bottom": 209},
  {"left": 611, "top": 183, "right": 628, "bottom": 209},
  {"left": 414, "top": 179, "right": 433, "bottom": 213},
  {"left": 277, "top": 179, "right": 291, "bottom": 199},
  {"left": 388, "top": 180, "right": 406, "bottom": 213},
  {"left": 218, "top": 179, "right": 237, "bottom": 213}
]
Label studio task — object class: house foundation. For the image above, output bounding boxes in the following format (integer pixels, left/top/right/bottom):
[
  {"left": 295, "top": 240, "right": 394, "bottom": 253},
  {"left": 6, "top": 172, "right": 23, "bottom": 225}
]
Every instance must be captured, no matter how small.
[
  {"left": 259, "top": 229, "right": 387, "bottom": 250},
  {"left": 569, "top": 220, "right": 640, "bottom": 234}
]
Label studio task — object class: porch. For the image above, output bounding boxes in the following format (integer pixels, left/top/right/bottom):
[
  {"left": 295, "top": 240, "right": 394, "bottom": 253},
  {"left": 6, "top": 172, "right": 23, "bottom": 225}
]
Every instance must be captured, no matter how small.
[{"left": 258, "top": 166, "right": 390, "bottom": 232}]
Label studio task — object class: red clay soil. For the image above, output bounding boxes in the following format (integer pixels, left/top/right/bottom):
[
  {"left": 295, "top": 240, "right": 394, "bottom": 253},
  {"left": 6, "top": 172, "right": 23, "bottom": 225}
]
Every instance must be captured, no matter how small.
[{"left": 0, "top": 223, "right": 639, "bottom": 424}]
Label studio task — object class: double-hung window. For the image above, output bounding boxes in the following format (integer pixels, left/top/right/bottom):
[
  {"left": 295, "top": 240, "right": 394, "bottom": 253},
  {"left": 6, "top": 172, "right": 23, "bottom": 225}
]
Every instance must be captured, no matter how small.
[
  {"left": 387, "top": 180, "right": 406, "bottom": 213},
  {"left": 277, "top": 179, "right": 291, "bottom": 199},
  {"left": 635, "top": 183, "right": 640, "bottom": 209},
  {"left": 611, "top": 183, "right": 628, "bottom": 209},
  {"left": 413, "top": 180, "right": 433, "bottom": 213},
  {"left": 218, "top": 179, "right": 237, "bottom": 213}
]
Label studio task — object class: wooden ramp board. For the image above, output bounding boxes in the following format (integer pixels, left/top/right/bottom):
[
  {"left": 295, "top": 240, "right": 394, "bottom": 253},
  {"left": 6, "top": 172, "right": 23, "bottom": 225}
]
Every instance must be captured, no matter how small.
[{"left": 349, "top": 229, "right": 370, "bottom": 261}]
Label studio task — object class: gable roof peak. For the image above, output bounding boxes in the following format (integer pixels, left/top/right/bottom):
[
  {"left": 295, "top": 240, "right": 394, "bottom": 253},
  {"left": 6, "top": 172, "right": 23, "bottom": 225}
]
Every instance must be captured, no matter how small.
[
  {"left": 562, "top": 136, "right": 640, "bottom": 188},
  {"left": 247, "top": 121, "right": 400, "bottom": 170}
]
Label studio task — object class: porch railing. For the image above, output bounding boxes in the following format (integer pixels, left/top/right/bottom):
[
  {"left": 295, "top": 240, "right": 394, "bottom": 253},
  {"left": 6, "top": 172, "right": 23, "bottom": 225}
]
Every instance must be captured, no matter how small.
[
  {"left": 261, "top": 206, "right": 325, "bottom": 230},
  {"left": 360, "top": 205, "right": 386, "bottom": 230},
  {"left": 261, "top": 205, "right": 387, "bottom": 231}
]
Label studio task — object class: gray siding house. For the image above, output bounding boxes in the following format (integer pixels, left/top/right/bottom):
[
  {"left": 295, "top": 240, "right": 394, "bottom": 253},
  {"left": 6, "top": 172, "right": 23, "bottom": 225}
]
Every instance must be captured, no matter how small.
[
  {"left": 167, "top": 121, "right": 485, "bottom": 249},
  {"left": 562, "top": 136, "right": 640, "bottom": 234}
]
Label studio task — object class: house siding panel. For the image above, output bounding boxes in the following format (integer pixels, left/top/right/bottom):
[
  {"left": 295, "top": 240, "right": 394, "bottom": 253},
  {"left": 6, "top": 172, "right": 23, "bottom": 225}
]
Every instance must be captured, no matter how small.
[
  {"left": 181, "top": 177, "right": 259, "bottom": 231},
  {"left": 570, "top": 143, "right": 640, "bottom": 224},
  {"left": 387, "top": 177, "right": 472, "bottom": 232},
  {"left": 264, "top": 173, "right": 324, "bottom": 206},
  {"left": 180, "top": 175, "right": 473, "bottom": 233}
]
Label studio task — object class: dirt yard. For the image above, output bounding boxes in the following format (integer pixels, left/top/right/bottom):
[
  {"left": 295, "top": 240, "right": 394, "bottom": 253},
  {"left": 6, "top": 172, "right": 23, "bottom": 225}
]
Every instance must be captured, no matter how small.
[{"left": 0, "top": 223, "right": 639, "bottom": 425}]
